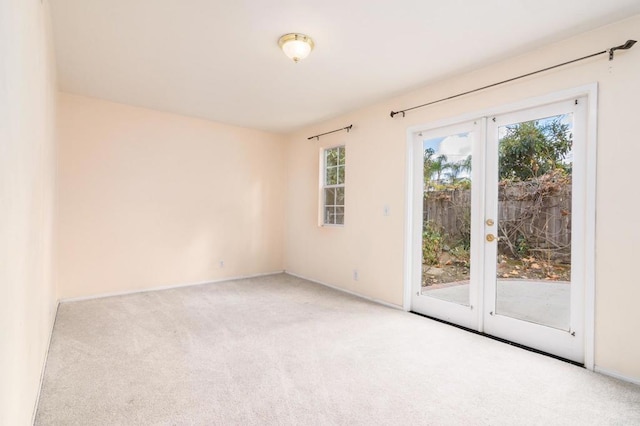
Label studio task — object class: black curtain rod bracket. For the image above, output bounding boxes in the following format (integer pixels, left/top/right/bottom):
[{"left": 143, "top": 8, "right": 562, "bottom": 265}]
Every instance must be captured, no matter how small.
[
  {"left": 390, "top": 39, "right": 636, "bottom": 119},
  {"left": 609, "top": 39, "right": 636, "bottom": 60},
  {"left": 308, "top": 124, "right": 353, "bottom": 141}
]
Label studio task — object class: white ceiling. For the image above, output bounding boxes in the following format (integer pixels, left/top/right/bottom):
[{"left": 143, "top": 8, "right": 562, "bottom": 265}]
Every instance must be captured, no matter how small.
[{"left": 50, "top": 0, "right": 640, "bottom": 133}]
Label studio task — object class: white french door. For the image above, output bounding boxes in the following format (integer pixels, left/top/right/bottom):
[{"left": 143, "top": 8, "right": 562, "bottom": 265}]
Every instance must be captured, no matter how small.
[
  {"left": 409, "top": 119, "right": 485, "bottom": 330},
  {"left": 409, "top": 91, "right": 594, "bottom": 364}
]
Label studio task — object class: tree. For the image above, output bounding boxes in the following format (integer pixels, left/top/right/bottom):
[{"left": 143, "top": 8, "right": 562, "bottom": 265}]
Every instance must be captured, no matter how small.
[
  {"left": 499, "top": 117, "right": 572, "bottom": 181},
  {"left": 423, "top": 147, "right": 435, "bottom": 187},
  {"left": 424, "top": 148, "right": 449, "bottom": 189},
  {"left": 445, "top": 155, "right": 472, "bottom": 185},
  {"left": 431, "top": 155, "right": 449, "bottom": 185}
]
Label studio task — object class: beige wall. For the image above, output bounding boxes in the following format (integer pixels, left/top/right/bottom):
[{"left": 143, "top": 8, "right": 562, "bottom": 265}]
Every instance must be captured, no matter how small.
[
  {"left": 0, "top": 0, "right": 58, "bottom": 424},
  {"left": 285, "top": 15, "right": 640, "bottom": 381},
  {"left": 56, "top": 94, "right": 286, "bottom": 299}
]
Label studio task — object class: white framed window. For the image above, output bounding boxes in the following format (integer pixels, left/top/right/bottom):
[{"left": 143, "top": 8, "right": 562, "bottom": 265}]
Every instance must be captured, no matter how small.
[{"left": 322, "top": 145, "right": 345, "bottom": 225}]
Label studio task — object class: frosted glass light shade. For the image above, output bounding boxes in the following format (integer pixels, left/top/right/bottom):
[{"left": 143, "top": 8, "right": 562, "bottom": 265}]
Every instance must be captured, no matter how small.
[{"left": 278, "top": 33, "right": 314, "bottom": 63}]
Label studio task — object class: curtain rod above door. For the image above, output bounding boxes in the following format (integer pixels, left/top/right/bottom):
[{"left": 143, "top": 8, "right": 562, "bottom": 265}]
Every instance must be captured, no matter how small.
[{"left": 389, "top": 39, "right": 636, "bottom": 119}]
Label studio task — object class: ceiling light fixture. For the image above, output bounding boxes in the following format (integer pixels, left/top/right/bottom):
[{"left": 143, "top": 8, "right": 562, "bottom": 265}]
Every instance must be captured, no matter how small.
[{"left": 278, "top": 33, "right": 314, "bottom": 63}]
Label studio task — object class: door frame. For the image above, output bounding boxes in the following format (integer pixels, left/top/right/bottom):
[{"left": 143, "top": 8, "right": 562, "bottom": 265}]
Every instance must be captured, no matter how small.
[{"left": 403, "top": 83, "right": 598, "bottom": 369}]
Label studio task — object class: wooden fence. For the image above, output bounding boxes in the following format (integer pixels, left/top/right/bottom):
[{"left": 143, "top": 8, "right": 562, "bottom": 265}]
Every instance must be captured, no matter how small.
[{"left": 424, "top": 181, "right": 571, "bottom": 262}]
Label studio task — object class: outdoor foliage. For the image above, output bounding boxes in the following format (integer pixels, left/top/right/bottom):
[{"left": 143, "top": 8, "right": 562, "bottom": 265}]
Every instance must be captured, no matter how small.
[
  {"left": 422, "top": 146, "right": 472, "bottom": 270},
  {"left": 422, "top": 221, "right": 443, "bottom": 266},
  {"left": 497, "top": 168, "right": 571, "bottom": 261},
  {"left": 423, "top": 148, "right": 471, "bottom": 190},
  {"left": 499, "top": 117, "right": 572, "bottom": 181},
  {"left": 421, "top": 116, "right": 573, "bottom": 285}
]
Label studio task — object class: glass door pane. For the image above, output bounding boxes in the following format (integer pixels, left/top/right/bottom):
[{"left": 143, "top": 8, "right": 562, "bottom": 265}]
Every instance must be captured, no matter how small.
[
  {"left": 494, "top": 113, "right": 573, "bottom": 330},
  {"left": 421, "top": 132, "right": 473, "bottom": 306}
]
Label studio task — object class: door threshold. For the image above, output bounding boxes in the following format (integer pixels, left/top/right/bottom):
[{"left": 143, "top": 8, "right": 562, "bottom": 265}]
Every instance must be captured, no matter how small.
[{"left": 410, "top": 310, "right": 584, "bottom": 368}]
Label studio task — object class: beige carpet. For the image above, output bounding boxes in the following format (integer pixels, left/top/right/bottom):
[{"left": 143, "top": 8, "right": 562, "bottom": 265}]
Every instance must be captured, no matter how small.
[{"left": 36, "top": 274, "right": 640, "bottom": 425}]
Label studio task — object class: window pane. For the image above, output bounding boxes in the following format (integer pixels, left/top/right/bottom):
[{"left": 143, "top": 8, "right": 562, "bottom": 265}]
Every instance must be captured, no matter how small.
[
  {"left": 338, "top": 146, "right": 345, "bottom": 165},
  {"left": 335, "top": 207, "right": 344, "bottom": 225},
  {"left": 324, "top": 188, "right": 335, "bottom": 205},
  {"left": 324, "top": 207, "right": 335, "bottom": 224},
  {"left": 421, "top": 131, "right": 472, "bottom": 306},
  {"left": 326, "top": 148, "right": 338, "bottom": 167},
  {"left": 335, "top": 187, "right": 345, "bottom": 205},
  {"left": 495, "top": 113, "right": 573, "bottom": 330},
  {"left": 326, "top": 167, "right": 337, "bottom": 185},
  {"left": 337, "top": 166, "right": 345, "bottom": 184},
  {"left": 322, "top": 145, "right": 345, "bottom": 226}
]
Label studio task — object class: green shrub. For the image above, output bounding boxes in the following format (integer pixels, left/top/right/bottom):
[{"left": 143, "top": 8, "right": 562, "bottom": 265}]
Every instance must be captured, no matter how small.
[
  {"left": 423, "top": 221, "right": 443, "bottom": 266},
  {"left": 449, "top": 245, "right": 470, "bottom": 266}
]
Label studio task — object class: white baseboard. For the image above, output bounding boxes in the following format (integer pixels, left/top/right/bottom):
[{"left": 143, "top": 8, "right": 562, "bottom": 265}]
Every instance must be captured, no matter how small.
[
  {"left": 594, "top": 366, "right": 640, "bottom": 386},
  {"left": 59, "top": 271, "right": 285, "bottom": 303},
  {"left": 285, "top": 271, "right": 402, "bottom": 310},
  {"left": 32, "top": 299, "right": 60, "bottom": 424}
]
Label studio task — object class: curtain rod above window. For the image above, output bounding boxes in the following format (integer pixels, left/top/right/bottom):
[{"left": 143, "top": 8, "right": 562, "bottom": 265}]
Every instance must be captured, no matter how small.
[
  {"left": 308, "top": 125, "right": 353, "bottom": 141},
  {"left": 390, "top": 39, "right": 637, "bottom": 119}
]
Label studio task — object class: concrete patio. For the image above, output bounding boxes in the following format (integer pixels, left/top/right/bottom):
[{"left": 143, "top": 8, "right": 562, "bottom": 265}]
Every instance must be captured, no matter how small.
[{"left": 423, "top": 279, "right": 570, "bottom": 330}]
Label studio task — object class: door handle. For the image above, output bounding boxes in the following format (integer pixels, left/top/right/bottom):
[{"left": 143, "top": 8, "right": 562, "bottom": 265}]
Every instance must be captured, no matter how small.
[{"left": 486, "top": 234, "right": 496, "bottom": 242}]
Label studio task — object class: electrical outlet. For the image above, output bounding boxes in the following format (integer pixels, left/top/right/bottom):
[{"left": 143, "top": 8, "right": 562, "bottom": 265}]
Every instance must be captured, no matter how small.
[
  {"left": 353, "top": 269, "right": 359, "bottom": 281},
  {"left": 383, "top": 204, "right": 390, "bottom": 216},
  {"left": 219, "top": 260, "right": 224, "bottom": 268}
]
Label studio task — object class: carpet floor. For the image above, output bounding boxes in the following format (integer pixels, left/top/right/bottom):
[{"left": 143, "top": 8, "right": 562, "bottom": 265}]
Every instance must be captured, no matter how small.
[{"left": 36, "top": 273, "right": 640, "bottom": 425}]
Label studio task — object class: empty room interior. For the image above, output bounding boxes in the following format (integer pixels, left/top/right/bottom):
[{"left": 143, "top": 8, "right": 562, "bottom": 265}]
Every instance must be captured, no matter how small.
[{"left": 3, "top": 0, "right": 640, "bottom": 424}]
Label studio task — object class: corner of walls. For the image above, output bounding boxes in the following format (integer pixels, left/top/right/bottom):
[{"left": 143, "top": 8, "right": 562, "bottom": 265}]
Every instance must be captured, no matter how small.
[
  {"left": 283, "top": 109, "right": 408, "bottom": 307},
  {"left": 0, "top": 0, "right": 59, "bottom": 424}
]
